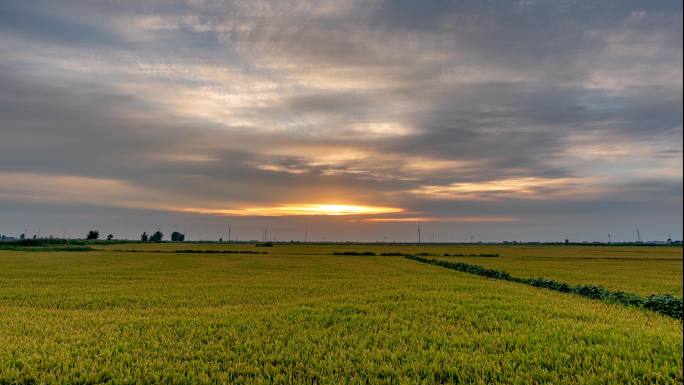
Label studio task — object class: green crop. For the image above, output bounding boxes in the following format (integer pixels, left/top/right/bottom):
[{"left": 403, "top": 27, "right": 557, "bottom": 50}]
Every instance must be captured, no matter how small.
[
  {"left": 405, "top": 254, "right": 683, "bottom": 319},
  {"left": 0, "top": 245, "right": 681, "bottom": 384}
]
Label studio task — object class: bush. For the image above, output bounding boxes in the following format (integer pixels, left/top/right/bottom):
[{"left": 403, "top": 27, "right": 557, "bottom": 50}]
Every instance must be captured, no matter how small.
[
  {"left": 332, "top": 251, "right": 376, "bottom": 256},
  {"left": 519, "top": 277, "right": 573, "bottom": 293},
  {"left": 573, "top": 285, "right": 609, "bottom": 300},
  {"left": 644, "top": 294, "right": 683, "bottom": 319}
]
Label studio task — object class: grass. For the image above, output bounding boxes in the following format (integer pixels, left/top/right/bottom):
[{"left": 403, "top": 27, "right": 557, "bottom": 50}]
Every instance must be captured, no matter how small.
[{"left": 0, "top": 245, "right": 681, "bottom": 384}]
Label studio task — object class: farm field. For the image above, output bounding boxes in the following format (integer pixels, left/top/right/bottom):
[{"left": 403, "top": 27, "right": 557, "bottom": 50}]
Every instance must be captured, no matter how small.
[
  {"left": 97, "top": 243, "right": 684, "bottom": 296},
  {"left": 435, "top": 247, "right": 683, "bottom": 297},
  {"left": 0, "top": 244, "right": 682, "bottom": 384}
]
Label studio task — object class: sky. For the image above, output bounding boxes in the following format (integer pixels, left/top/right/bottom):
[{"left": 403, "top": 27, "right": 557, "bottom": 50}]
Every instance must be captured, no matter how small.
[{"left": 0, "top": 0, "right": 682, "bottom": 242}]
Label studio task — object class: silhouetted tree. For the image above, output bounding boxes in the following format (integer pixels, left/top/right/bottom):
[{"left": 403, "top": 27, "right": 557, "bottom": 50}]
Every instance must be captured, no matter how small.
[
  {"left": 106, "top": 234, "right": 114, "bottom": 241},
  {"left": 171, "top": 231, "right": 185, "bottom": 242},
  {"left": 86, "top": 230, "right": 99, "bottom": 240},
  {"left": 141, "top": 232, "right": 148, "bottom": 242},
  {"left": 150, "top": 231, "right": 163, "bottom": 242},
  {"left": 19, "top": 234, "right": 25, "bottom": 240}
]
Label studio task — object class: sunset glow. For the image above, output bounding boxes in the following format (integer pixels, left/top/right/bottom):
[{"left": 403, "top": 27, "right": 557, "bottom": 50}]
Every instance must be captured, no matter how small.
[
  {"left": 409, "top": 178, "right": 586, "bottom": 199},
  {"left": 361, "top": 216, "right": 516, "bottom": 223},
  {"left": 182, "top": 204, "right": 403, "bottom": 217}
]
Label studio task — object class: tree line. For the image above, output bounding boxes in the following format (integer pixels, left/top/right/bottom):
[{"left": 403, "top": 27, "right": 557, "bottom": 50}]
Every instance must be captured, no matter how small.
[{"left": 83, "top": 230, "right": 186, "bottom": 242}]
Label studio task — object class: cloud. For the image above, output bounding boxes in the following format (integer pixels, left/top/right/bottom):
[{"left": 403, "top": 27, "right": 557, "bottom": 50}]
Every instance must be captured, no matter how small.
[
  {"left": 408, "top": 177, "right": 590, "bottom": 200},
  {"left": 181, "top": 204, "right": 403, "bottom": 216},
  {"left": 361, "top": 216, "right": 516, "bottom": 223},
  {"left": 0, "top": 0, "right": 681, "bottom": 240}
]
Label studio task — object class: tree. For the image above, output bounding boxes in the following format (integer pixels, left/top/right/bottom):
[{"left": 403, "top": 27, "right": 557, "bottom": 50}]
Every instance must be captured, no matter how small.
[
  {"left": 141, "top": 232, "right": 148, "bottom": 242},
  {"left": 171, "top": 231, "right": 185, "bottom": 242},
  {"left": 19, "top": 234, "right": 25, "bottom": 240},
  {"left": 86, "top": 230, "right": 99, "bottom": 240},
  {"left": 150, "top": 231, "right": 163, "bottom": 242},
  {"left": 106, "top": 234, "right": 114, "bottom": 241}
]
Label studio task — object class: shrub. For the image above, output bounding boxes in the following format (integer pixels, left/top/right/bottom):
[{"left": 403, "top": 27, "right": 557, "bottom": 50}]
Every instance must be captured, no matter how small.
[
  {"left": 643, "top": 294, "right": 683, "bottom": 319},
  {"left": 332, "top": 251, "right": 376, "bottom": 256}
]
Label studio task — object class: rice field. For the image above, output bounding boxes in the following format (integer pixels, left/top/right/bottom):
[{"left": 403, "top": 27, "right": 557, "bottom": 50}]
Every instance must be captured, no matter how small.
[
  {"left": 0, "top": 244, "right": 681, "bottom": 384},
  {"left": 97, "top": 243, "right": 684, "bottom": 296}
]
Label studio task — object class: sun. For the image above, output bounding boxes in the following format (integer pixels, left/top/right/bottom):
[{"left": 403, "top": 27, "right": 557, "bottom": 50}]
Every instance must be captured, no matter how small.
[
  {"left": 283, "top": 204, "right": 402, "bottom": 216},
  {"left": 181, "top": 204, "right": 403, "bottom": 216}
]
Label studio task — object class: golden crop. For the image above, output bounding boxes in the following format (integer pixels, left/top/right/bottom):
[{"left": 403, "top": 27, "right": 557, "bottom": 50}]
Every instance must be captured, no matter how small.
[{"left": 0, "top": 244, "right": 681, "bottom": 384}]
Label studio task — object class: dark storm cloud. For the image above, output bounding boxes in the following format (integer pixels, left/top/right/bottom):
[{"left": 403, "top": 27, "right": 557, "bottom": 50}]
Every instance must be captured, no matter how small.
[{"left": 0, "top": 0, "right": 681, "bottom": 240}]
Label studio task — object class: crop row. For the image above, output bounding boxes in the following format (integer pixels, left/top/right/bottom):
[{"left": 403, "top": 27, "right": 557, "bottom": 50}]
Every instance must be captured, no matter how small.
[
  {"left": 331, "top": 251, "right": 499, "bottom": 257},
  {"left": 113, "top": 249, "right": 268, "bottom": 254},
  {"left": 405, "top": 255, "right": 683, "bottom": 319},
  {"left": 0, "top": 245, "right": 95, "bottom": 252}
]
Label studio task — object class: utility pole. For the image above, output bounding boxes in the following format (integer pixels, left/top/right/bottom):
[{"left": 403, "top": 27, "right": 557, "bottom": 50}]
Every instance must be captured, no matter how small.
[
  {"left": 608, "top": 233, "right": 611, "bottom": 244},
  {"left": 636, "top": 228, "right": 642, "bottom": 243},
  {"left": 228, "top": 224, "right": 231, "bottom": 242},
  {"left": 305, "top": 227, "right": 308, "bottom": 243},
  {"left": 417, "top": 224, "right": 421, "bottom": 244}
]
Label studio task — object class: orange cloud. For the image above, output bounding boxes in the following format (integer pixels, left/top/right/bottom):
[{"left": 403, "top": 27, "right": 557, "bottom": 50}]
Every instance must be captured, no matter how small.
[
  {"left": 181, "top": 204, "right": 403, "bottom": 216},
  {"left": 408, "top": 177, "right": 587, "bottom": 199},
  {"left": 361, "top": 216, "right": 516, "bottom": 223}
]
